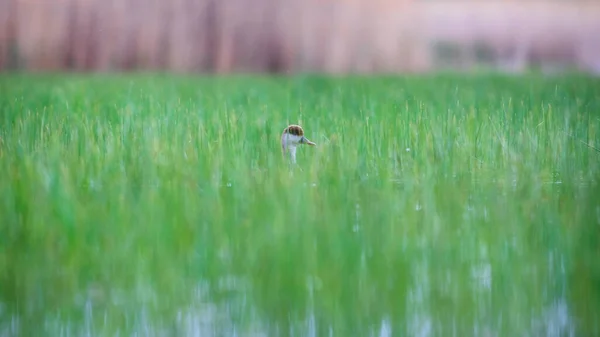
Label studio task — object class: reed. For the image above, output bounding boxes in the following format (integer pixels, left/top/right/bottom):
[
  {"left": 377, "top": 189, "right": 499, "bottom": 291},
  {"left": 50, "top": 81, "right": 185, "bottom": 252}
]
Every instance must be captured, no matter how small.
[{"left": 0, "top": 73, "right": 599, "bottom": 336}]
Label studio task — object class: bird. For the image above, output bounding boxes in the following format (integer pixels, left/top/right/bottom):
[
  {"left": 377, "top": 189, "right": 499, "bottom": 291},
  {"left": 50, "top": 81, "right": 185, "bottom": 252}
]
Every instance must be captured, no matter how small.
[{"left": 281, "top": 124, "right": 316, "bottom": 164}]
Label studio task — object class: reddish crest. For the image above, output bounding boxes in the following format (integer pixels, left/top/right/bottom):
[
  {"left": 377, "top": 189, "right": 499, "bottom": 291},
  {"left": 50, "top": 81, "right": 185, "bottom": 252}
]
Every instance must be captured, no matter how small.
[{"left": 283, "top": 125, "right": 305, "bottom": 137}]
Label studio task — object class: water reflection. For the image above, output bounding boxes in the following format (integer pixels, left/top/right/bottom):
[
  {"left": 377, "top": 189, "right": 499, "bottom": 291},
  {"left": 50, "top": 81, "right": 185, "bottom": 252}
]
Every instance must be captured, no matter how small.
[{"left": 0, "top": 265, "right": 575, "bottom": 337}]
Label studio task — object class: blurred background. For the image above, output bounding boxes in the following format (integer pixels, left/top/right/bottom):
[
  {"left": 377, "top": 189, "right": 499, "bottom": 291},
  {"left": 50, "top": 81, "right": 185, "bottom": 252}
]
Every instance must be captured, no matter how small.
[{"left": 0, "top": 0, "right": 599, "bottom": 74}]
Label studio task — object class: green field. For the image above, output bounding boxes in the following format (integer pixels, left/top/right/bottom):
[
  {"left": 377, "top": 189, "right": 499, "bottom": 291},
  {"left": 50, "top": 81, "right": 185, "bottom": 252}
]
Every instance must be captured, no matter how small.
[{"left": 0, "top": 73, "right": 599, "bottom": 336}]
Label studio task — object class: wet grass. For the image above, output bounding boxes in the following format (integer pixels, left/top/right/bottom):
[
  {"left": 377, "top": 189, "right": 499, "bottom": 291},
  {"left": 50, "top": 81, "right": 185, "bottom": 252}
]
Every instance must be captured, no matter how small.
[{"left": 0, "top": 73, "right": 599, "bottom": 336}]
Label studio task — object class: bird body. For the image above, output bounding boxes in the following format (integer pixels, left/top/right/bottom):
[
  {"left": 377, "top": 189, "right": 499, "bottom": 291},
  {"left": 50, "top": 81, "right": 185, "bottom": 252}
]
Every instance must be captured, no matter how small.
[{"left": 281, "top": 124, "right": 316, "bottom": 164}]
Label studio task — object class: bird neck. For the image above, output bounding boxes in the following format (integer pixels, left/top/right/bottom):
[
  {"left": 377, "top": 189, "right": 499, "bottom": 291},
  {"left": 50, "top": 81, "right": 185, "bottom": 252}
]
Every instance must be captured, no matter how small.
[{"left": 289, "top": 146, "right": 297, "bottom": 164}]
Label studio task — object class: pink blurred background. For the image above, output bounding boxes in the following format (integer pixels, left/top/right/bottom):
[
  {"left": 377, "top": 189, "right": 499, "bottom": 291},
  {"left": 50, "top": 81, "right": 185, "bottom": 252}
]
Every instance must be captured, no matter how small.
[{"left": 1, "top": 0, "right": 599, "bottom": 74}]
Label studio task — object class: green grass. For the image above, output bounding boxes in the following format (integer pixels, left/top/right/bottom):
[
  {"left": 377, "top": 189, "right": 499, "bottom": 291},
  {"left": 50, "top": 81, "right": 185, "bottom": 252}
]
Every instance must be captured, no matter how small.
[{"left": 0, "top": 73, "right": 599, "bottom": 336}]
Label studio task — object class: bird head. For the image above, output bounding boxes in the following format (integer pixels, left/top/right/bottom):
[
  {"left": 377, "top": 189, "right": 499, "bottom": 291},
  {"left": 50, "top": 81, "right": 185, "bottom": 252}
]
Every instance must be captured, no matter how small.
[{"left": 281, "top": 124, "right": 316, "bottom": 163}]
